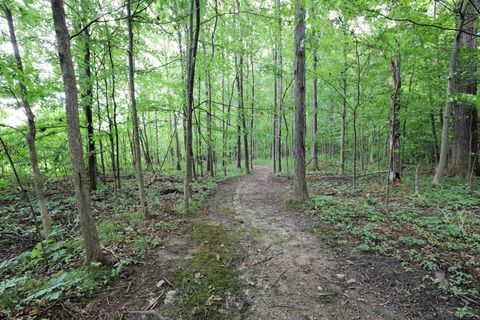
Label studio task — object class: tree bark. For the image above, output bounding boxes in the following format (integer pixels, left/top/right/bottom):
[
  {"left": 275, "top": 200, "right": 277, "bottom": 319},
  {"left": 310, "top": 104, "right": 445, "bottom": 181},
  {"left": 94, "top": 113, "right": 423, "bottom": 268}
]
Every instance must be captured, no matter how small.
[
  {"left": 433, "top": 1, "right": 469, "bottom": 186},
  {"left": 293, "top": 0, "right": 308, "bottom": 201},
  {"left": 236, "top": 54, "right": 250, "bottom": 174},
  {"left": 127, "top": 0, "right": 149, "bottom": 217},
  {"left": 81, "top": 27, "right": 97, "bottom": 191},
  {"left": 389, "top": 52, "right": 402, "bottom": 186},
  {"left": 50, "top": 0, "right": 103, "bottom": 262},
  {"left": 311, "top": 45, "right": 319, "bottom": 171},
  {"left": 275, "top": 0, "right": 283, "bottom": 173},
  {"left": 107, "top": 37, "right": 121, "bottom": 189},
  {"left": 448, "top": 1, "right": 478, "bottom": 177},
  {"left": 339, "top": 45, "right": 347, "bottom": 176},
  {"left": 184, "top": 0, "right": 200, "bottom": 211},
  {"left": 3, "top": 4, "right": 51, "bottom": 237}
]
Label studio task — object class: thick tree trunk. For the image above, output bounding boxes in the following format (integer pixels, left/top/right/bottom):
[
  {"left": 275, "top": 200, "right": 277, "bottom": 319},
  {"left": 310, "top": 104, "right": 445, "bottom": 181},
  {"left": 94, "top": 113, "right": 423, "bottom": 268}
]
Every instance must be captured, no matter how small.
[
  {"left": 50, "top": 0, "right": 103, "bottom": 262},
  {"left": 389, "top": 55, "right": 402, "bottom": 186},
  {"left": 3, "top": 4, "right": 51, "bottom": 237},
  {"left": 448, "top": 1, "right": 478, "bottom": 177},
  {"left": 293, "top": 0, "right": 308, "bottom": 201},
  {"left": 127, "top": 0, "right": 149, "bottom": 217},
  {"left": 433, "top": 1, "right": 469, "bottom": 186}
]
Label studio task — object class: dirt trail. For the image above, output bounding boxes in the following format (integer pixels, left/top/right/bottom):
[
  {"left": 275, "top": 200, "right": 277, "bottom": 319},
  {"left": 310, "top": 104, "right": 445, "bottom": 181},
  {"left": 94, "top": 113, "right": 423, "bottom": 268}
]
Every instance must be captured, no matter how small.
[
  {"left": 88, "top": 165, "right": 456, "bottom": 319},
  {"left": 204, "top": 166, "right": 453, "bottom": 320}
]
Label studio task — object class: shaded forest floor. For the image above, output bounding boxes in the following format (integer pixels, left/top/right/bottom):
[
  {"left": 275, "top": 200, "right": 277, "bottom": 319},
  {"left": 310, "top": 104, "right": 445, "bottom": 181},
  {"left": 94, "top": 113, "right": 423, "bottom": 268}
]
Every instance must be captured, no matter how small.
[{"left": 1, "top": 165, "right": 479, "bottom": 319}]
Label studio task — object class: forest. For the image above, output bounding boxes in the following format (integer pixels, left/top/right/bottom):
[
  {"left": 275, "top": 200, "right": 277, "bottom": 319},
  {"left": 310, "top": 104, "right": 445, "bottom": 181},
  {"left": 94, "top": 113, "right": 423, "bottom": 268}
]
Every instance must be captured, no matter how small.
[{"left": 0, "top": 0, "right": 479, "bottom": 319}]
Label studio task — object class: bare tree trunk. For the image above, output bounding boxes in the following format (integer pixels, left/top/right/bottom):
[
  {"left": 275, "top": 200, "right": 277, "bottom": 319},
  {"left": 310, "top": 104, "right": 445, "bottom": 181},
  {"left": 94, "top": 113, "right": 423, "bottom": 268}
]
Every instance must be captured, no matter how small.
[
  {"left": 95, "top": 76, "right": 106, "bottom": 182},
  {"left": 81, "top": 27, "right": 97, "bottom": 191},
  {"left": 448, "top": 1, "right": 478, "bottom": 177},
  {"left": 311, "top": 45, "right": 319, "bottom": 171},
  {"left": 127, "top": 0, "right": 149, "bottom": 217},
  {"left": 389, "top": 54, "right": 402, "bottom": 186},
  {"left": 104, "top": 75, "right": 117, "bottom": 195},
  {"left": 222, "top": 61, "right": 227, "bottom": 176},
  {"left": 339, "top": 45, "right": 347, "bottom": 176},
  {"left": 3, "top": 4, "right": 51, "bottom": 236},
  {"left": 173, "top": 112, "right": 181, "bottom": 170},
  {"left": 107, "top": 38, "right": 121, "bottom": 189},
  {"left": 184, "top": 0, "right": 200, "bottom": 211},
  {"left": 353, "top": 38, "right": 361, "bottom": 189},
  {"left": 293, "top": 0, "right": 308, "bottom": 200},
  {"left": 236, "top": 54, "right": 250, "bottom": 174},
  {"left": 250, "top": 55, "right": 255, "bottom": 171},
  {"left": 272, "top": 49, "right": 278, "bottom": 174},
  {"left": 50, "top": 0, "right": 103, "bottom": 263},
  {"left": 275, "top": 0, "right": 283, "bottom": 173},
  {"left": 433, "top": 1, "right": 469, "bottom": 186}
]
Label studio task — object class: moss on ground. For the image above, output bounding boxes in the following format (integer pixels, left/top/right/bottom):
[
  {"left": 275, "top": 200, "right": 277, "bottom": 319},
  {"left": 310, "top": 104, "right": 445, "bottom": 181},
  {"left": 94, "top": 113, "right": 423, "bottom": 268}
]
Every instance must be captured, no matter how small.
[{"left": 175, "top": 221, "right": 244, "bottom": 319}]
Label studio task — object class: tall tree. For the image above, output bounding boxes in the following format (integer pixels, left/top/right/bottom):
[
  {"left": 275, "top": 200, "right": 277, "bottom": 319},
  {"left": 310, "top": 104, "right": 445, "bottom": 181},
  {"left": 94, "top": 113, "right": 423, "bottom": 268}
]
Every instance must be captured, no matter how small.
[
  {"left": 127, "top": 0, "right": 149, "bottom": 217},
  {"left": 311, "top": 38, "right": 319, "bottom": 171},
  {"left": 274, "top": 0, "right": 283, "bottom": 174},
  {"left": 389, "top": 45, "right": 402, "bottom": 186},
  {"left": 448, "top": 0, "right": 479, "bottom": 177},
  {"left": 50, "top": 0, "right": 103, "bottom": 262},
  {"left": 80, "top": 25, "right": 97, "bottom": 191},
  {"left": 433, "top": 1, "right": 469, "bottom": 186},
  {"left": 3, "top": 4, "right": 51, "bottom": 237},
  {"left": 184, "top": 0, "right": 201, "bottom": 211},
  {"left": 293, "top": 0, "right": 308, "bottom": 200}
]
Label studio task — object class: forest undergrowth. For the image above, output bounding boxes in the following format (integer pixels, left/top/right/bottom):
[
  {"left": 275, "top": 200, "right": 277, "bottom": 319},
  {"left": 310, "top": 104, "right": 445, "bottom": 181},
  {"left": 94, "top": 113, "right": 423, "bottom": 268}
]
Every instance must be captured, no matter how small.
[
  {"left": 0, "top": 164, "right": 479, "bottom": 319},
  {"left": 307, "top": 171, "right": 480, "bottom": 318},
  {"left": 0, "top": 168, "right": 242, "bottom": 319}
]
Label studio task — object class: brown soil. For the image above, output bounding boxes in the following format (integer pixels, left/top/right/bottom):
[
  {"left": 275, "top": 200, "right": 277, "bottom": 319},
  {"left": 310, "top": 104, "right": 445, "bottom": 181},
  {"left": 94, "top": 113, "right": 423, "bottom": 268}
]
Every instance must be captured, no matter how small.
[{"left": 84, "top": 166, "right": 460, "bottom": 319}]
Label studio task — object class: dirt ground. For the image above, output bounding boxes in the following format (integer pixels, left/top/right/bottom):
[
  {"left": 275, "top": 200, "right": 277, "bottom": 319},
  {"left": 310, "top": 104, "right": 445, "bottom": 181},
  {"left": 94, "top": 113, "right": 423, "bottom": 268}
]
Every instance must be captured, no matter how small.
[{"left": 84, "top": 166, "right": 461, "bottom": 319}]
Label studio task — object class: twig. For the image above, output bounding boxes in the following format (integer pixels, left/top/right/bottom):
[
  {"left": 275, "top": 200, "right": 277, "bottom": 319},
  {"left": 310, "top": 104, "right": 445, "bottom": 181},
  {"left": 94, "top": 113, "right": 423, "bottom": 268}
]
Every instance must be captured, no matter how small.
[
  {"left": 125, "top": 281, "right": 132, "bottom": 293},
  {"left": 271, "top": 269, "right": 287, "bottom": 287},
  {"left": 146, "top": 290, "right": 165, "bottom": 310}
]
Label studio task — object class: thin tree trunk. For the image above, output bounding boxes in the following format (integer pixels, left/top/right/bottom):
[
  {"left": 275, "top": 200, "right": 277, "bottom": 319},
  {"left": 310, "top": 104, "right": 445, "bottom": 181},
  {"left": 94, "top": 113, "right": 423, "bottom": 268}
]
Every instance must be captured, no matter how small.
[
  {"left": 173, "top": 112, "right": 181, "bottom": 170},
  {"left": 50, "top": 0, "right": 104, "bottom": 263},
  {"left": 339, "top": 45, "right": 347, "bottom": 176},
  {"left": 275, "top": 0, "right": 283, "bottom": 173},
  {"left": 311, "top": 45, "right": 319, "bottom": 171},
  {"left": 127, "top": 0, "right": 149, "bottom": 217},
  {"left": 184, "top": 0, "right": 200, "bottom": 211},
  {"left": 293, "top": 0, "right": 308, "bottom": 200},
  {"left": 81, "top": 27, "right": 97, "bottom": 191},
  {"left": 250, "top": 55, "right": 255, "bottom": 171},
  {"left": 3, "top": 4, "right": 51, "bottom": 236},
  {"left": 389, "top": 50, "right": 402, "bottom": 186},
  {"left": 104, "top": 75, "right": 117, "bottom": 195},
  {"left": 107, "top": 38, "right": 121, "bottom": 189},
  {"left": 272, "top": 49, "right": 278, "bottom": 173}
]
